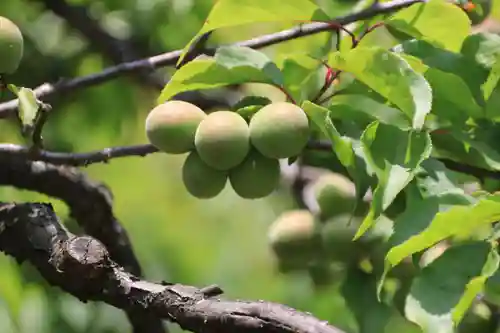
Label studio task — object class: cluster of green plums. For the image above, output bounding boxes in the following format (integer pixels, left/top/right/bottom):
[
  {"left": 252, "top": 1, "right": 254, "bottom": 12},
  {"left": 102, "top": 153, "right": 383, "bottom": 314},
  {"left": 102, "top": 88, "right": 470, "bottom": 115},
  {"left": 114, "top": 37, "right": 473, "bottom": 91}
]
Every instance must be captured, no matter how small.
[
  {"left": 266, "top": 172, "right": 374, "bottom": 283},
  {"left": 145, "top": 100, "right": 311, "bottom": 199},
  {"left": 0, "top": 16, "right": 24, "bottom": 75}
]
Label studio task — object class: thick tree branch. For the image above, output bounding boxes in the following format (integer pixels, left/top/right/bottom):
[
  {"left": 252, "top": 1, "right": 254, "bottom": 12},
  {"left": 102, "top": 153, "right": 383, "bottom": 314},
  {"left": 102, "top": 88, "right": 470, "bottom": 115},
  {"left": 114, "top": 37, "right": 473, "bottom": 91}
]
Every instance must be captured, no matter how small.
[
  {"left": 0, "top": 157, "right": 165, "bottom": 333},
  {"left": 0, "top": 202, "right": 345, "bottom": 333},
  {"left": 0, "top": 0, "right": 423, "bottom": 118}
]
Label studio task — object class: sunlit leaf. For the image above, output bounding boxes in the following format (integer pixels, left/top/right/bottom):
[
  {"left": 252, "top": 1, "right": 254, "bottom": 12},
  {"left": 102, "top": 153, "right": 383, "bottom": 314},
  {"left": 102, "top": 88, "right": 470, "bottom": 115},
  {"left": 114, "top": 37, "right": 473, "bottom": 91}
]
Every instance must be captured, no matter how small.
[
  {"left": 396, "top": 39, "right": 488, "bottom": 107},
  {"left": 178, "top": 0, "right": 329, "bottom": 65},
  {"left": 276, "top": 53, "right": 323, "bottom": 103},
  {"left": 405, "top": 242, "right": 499, "bottom": 331},
  {"left": 386, "top": 0, "right": 471, "bottom": 52},
  {"left": 303, "top": 101, "right": 372, "bottom": 205},
  {"left": 328, "top": 47, "right": 432, "bottom": 130},
  {"left": 328, "top": 94, "right": 412, "bottom": 130},
  {"left": 386, "top": 193, "right": 500, "bottom": 270},
  {"left": 159, "top": 46, "right": 284, "bottom": 103},
  {"left": 357, "top": 122, "right": 432, "bottom": 238}
]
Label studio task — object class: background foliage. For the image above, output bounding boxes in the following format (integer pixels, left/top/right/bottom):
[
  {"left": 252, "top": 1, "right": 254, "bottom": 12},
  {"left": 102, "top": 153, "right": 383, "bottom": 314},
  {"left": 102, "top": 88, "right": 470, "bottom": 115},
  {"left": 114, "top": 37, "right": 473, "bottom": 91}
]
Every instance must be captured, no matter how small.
[{"left": 4, "top": 0, "right": 500, "bottom": 332}]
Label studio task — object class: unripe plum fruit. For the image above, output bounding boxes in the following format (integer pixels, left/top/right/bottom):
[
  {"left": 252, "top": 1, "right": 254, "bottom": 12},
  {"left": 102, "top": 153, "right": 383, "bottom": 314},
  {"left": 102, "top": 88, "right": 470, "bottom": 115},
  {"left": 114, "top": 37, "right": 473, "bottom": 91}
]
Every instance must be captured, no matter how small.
[
  {"left": 145, "top": 101, "right": 206, "bottom": 154},
  {"left": 195, "top": 111, "right": 250, "bottom": 170},
  {"left": 312, "top": 173, "right": 359, "bottom": 219},
  {"left": 249, "top": 102, "right": 310, "bottom": 159},
  {"left": 268, "top": 210, "right": 321, "bottom": 262},
  {"left": 0, "top": 17, "right": 23, "bottom": 74},
  {"left": 229, "top": 150, "right": 280, "bottom": 199},
  {"left": 182, "top": 151, "right": 227, "bottom": 199}
]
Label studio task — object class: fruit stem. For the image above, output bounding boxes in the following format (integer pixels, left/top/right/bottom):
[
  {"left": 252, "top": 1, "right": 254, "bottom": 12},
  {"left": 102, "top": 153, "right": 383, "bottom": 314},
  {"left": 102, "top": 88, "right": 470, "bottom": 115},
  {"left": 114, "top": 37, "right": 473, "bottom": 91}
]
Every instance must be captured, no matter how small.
[
  {"left": 276, "top": 85, "right": 297, "bottom": 105},
  {"left": 357, "top": 22, "right": 385, "bottom": 42},
  {"left": 316, "top": 70, "right": 342, "bottom": 105},
  {"left": 312, "top": 63, "right": 337, "bottom": 104},
  {"left": 313, "top": 22, "right": 384, "bottom": 105},
  {"left": 327, "top": 22, "right": 358, "bottom": 49}
]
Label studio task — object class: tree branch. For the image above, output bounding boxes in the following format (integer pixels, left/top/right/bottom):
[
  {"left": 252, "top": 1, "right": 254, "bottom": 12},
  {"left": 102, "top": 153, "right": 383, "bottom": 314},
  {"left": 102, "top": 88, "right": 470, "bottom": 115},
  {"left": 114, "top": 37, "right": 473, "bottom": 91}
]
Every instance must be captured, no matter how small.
[
  {"left": 2, "top": 140, "right": 499, "bottom": 182},
  {"left": 0, "top": 157, "right": 165, "bottom": 333},
  {"left": 0, "top": 0, "right": 423, "bottom": 118},
  {"left": 0, "top": 202, "right": 346, "bottom": 333}
]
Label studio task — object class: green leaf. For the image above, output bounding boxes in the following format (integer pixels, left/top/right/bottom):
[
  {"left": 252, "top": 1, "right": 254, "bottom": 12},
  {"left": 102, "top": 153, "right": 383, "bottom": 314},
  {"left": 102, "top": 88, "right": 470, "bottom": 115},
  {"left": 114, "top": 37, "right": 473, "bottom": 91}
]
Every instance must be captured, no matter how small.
[
  {"left": 328, "top": 95, "right": 412, "bottom": 130},
  {"left": 275, "top": 53, "right": 323, "bottom": 103},
  {"left": 158, "top": 47, "right": 284, "bottom": 103},
  {"left": 328, "top": 46, "right": 432, "bottom": 130},
  {"left": 448, "top": 130, "right": 500, "bottom": 171},
  {"left": 461, "top": 32, "right": 500, "bottom": 70},
  {"left": 482, "top": 57, "right": 500, "bottom": 102},
  {"left": 356, "top": 122, "right": 432, "bottom": 239},
  {"left": 453, "top": 248, "right": 499, "bottom": 322},
  {"left": 459, "top": 33, "right": 500, "bottom": 117},
  {"left": 405, "top": 242, "right": 499, "bottom": 331},
  {"left": 424, "top": 69, "right": 483, "bottom": 120},
  {"left": 386, "top": 194, "right": 500, "bottom": 271},
  {"left": 15, "top": 87, "right": 40, "bottom": 131},
  {"left": 177, "top": 0, "right": 329, "bottom": 65},
  {"left": 484, "top": 81, "right": 500, "bottom": 121},
  {"left": 215, "top": 46, "right": 284, "bottom": 85},
  {"left": 233, "top": 96, "right": 272, "bottom": 110},
  {"left": 233, "top": 96, "right": 272, "bottom": 119},
  {"left": 385, "top": 162, "right": 476, "bottom": 266},
  {"left": 415, "top": 159, "right": 476, "bottom": 202},
  {"left": 303, "top": 101, "right": 371, "bottom": 203},
  {"left": 341, "top": 268, "right": 391, "bottom": 333},
  {"left": 431, "top": 131, "right": 499, "bottom": 171},
  {"left": 395, "top": 39, "right": 488, "bottom": 107},
  {"left": 386, "top": 0, "right": 471, "bottom": 52}
]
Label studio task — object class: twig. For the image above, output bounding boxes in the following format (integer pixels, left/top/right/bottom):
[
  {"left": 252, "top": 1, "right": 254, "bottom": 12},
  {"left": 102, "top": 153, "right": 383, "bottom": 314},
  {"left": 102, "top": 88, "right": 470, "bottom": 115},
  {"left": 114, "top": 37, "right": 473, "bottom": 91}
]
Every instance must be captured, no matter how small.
[
  {"left": 0, "top": 0, "right": 424, "bottom": 118},
  {"left": 312, "top": 66, "right": 338, "bottom": 104},
  {"left": 316, "top": 71, "right": 342, "bottom": 105},
  {"left": 2, "top": 138, "right": 499, "bottom": 183},
  {"left": 327, "top": 22, "right": 357, "bottom": 48},
  {"left": 0, "top": 202, "right": 346, "bottom": 333},
  {"left": 0, "top": 158, "right": 165, "bottom": 333},
  {"left": 277, "top": 86, "right": 297, "bottom": 104},
  {"left": 0, "top": 143, "right": 158, "bottom": 167}
]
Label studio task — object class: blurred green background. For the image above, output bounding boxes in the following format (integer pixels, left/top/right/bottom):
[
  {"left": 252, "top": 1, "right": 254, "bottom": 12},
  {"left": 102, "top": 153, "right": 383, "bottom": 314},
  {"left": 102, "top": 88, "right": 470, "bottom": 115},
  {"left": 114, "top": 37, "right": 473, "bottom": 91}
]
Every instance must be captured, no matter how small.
[{"left": 1, "top": 0, "right": 499, "bottom": 332}]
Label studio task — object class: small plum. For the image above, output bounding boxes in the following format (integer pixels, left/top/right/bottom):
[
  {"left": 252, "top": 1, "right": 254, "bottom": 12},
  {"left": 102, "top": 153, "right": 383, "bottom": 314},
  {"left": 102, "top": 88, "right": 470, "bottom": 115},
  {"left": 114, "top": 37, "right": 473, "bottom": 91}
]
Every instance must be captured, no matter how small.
[
  {"left": 194, "top": 111, "right": 250, "bottom": 170},
  {"left": 229, "top": 151, "right": 280, "bottom": 199},
  {"left": 312, "top": 173, "right": 358, "bottom": 219},
  {"left": 145, "top": 100, "right": 206, "bottom": 154},
  {"left": 268, "top": 210, "right": 321, "bottom": 262},
  {"left": 249, "top": 102, "right": 310, "bottom": 159},
  {"left": 182, "top": 151, "right": 227, "bottom": 199},
  {"left": 0, "top": 16, "right": 23, "bottom": 74}
]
